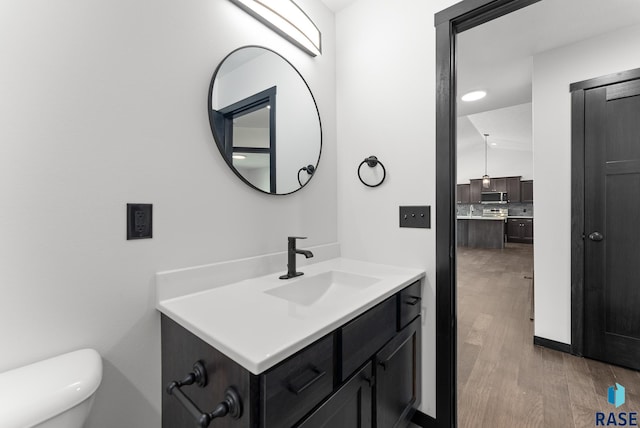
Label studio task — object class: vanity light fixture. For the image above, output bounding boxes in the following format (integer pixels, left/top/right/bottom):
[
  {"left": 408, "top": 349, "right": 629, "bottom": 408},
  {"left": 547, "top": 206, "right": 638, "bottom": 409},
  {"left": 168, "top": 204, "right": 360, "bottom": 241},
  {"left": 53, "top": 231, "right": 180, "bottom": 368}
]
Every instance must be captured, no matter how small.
[
  {"left": 461, "top": 90, "right": 487, "bottom": 102},
  {"left": 482, "top": 133, "right": 491, "bottom": 188},
  {"left": 230, "top": 0, "right": 322, "bottom": 57}
]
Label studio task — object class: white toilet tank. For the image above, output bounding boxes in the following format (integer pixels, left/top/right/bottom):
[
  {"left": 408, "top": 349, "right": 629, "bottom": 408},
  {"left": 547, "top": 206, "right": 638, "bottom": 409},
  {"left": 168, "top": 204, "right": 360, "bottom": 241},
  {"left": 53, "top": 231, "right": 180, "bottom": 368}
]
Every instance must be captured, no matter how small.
[{"left": 0, "top": 348, "right": 102, "bottom": 428}]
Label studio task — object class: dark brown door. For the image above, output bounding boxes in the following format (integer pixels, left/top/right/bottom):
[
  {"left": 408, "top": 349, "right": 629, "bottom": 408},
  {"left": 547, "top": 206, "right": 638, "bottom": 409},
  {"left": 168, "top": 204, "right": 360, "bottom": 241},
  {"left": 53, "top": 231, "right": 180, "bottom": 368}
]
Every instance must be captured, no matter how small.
[{"left": 583, "top": 78, "right": 640, "bottom": 370}]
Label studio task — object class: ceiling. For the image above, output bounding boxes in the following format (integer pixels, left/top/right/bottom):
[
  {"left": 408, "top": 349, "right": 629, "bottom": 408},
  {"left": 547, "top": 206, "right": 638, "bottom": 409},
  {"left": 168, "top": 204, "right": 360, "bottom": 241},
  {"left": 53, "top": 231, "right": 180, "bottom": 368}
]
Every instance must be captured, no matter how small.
[
  {"left": 458, "top": 103, "right": 532, "bottom": 152},
  {"left": 319, "top": 0, "right": 357, "bottom": 12},
  {"left": 457, "top": 0, "right": 640, "bottom": 154}
]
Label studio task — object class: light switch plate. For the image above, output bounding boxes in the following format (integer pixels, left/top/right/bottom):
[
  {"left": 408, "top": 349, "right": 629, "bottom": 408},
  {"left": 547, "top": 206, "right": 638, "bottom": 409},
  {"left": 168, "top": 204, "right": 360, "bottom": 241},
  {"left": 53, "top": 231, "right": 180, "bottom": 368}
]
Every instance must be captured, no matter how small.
[{"left": 399, "top": 206, "right": 431, "bottom": 229}]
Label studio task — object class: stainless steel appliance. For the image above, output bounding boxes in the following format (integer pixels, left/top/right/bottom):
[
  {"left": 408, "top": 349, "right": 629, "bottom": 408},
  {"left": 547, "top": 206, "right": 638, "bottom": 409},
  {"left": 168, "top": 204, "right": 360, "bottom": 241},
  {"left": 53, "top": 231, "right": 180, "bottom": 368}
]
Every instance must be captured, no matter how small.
[
  {"left": 482, "top": 207, "right": 508, "bottom": 218},
  {"left": 481, "top": 191, "right": 508, "bottom": 203}
]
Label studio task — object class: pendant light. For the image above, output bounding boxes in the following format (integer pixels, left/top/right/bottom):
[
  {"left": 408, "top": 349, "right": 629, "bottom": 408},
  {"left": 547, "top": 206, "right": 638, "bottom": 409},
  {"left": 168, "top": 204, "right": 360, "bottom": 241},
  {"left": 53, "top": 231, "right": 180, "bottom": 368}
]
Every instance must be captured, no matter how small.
[{"left": 482, "top": 133, "right": 491, "bottom": 189}]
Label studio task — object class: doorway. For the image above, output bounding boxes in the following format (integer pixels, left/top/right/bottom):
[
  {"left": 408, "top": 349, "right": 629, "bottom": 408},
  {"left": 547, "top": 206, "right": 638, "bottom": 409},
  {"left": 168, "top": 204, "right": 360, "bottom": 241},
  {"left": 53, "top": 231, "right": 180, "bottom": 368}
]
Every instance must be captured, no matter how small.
[
  {"left": 571, "top": 69, "right": 640, "bottom": 371},
  {"left": 435, "top": 1, "right": 640, "bottom": 426}
]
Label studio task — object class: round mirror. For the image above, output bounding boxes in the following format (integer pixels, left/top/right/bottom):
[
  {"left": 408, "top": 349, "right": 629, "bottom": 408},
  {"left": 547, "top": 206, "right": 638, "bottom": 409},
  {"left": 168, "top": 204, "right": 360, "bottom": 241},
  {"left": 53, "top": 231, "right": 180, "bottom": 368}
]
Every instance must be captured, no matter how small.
[{"left": 208, "top": 46, "right": 322, "bottom": 195}]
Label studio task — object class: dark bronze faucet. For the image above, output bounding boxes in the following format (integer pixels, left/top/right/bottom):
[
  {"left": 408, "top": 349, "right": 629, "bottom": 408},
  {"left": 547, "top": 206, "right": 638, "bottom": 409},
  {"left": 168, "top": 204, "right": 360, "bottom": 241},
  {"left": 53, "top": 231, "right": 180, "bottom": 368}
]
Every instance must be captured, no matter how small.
[{"left": 279, "top": 236, "right": 314, "bottom": 279}]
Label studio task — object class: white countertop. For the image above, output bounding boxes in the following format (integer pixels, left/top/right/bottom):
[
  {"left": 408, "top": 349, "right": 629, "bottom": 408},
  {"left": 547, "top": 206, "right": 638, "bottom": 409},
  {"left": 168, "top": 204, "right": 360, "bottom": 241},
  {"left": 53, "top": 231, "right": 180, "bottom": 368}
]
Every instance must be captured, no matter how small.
[
  {"left": 507, "top": 215, "right": 534, "bottom": 219},
  {"left": 457, "top": 215, "right": 506, "bottom": 221},
  {"left": 157, "top": 258, "right": 424, "bottom": 374}
]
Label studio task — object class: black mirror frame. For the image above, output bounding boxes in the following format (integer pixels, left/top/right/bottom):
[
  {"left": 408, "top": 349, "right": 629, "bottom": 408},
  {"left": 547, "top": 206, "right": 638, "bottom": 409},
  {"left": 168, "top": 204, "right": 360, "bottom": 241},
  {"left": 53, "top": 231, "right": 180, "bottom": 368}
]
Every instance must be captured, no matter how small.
[{"left": 208, "top": 45, "right": 323, "bottom": 196}]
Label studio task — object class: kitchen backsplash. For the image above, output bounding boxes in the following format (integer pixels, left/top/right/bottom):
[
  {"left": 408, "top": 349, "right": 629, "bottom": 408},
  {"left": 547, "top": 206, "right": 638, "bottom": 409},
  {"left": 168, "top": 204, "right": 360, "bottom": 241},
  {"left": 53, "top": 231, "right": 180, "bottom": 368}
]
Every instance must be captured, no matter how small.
[{"left": 457, "top": 203, "right": 534, "bottom": 217}]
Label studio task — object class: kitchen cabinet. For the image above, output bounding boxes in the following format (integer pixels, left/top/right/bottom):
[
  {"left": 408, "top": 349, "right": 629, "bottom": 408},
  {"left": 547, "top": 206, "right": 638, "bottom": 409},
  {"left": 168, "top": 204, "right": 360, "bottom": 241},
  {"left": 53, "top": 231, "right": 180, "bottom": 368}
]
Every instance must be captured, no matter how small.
[
  {"left": 457, "top": 220, "right": 469, "bottom": 247},
  {"left": 469, "top": 176, "right": 528, "bottom": 203},
  {"left": 506, "top": 176, "right": 521, "bottom": 202},
  {"left": 161, "top": 282, "right": 422, "bottom": 428},
  {"left": 521, "top": 180, "right": 533, "bottom": 203},
  {"left": 458, "top": 218, "right": 505, "bottom": 249},
  {"left": 469, "top": 179, "right": 483, "bottom": 203},
  {"left": 486, "top": 177, "right": 507, "bottom": 192},
  {"left": 507, "top": 218, "right": 533, "bottom": 243},
  {"left": 457, "top": 184, "right": 470, "bottom": 204}
]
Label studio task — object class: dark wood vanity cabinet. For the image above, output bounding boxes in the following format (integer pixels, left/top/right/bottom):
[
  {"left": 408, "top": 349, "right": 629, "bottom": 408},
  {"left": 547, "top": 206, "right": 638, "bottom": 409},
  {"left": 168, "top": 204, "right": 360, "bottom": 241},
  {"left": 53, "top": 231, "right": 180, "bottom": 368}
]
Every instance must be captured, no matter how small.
[
  {"left": 161, "top": 281, "right": 422, "bottom": 428},
  {"left": 161, "top": 315, "right": 253, "bottom": 428},
  {"left": 376, "top": 317, "right": 420, "bottom": 428},
  {"left": 297, "top": 362, "right": 373, "bottom": 428}
]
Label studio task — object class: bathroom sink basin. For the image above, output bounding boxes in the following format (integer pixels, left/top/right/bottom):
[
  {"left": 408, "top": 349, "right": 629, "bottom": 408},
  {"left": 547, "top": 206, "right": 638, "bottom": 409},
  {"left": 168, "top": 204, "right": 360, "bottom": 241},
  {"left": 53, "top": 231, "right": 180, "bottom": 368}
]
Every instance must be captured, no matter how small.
[{"left": 264, "top": 270, "right": 380, "bottom": 306}]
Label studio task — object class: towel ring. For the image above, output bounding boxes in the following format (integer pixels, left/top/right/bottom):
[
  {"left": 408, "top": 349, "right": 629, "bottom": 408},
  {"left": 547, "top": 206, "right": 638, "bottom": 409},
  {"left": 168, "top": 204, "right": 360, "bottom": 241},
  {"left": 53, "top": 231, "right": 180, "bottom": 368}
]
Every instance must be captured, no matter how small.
[
  {"left": 297, "top": 165, "right": 316, "bottom": 187},
  {"left": 358, "top": 156, "right": 386, "bottom": 187}
]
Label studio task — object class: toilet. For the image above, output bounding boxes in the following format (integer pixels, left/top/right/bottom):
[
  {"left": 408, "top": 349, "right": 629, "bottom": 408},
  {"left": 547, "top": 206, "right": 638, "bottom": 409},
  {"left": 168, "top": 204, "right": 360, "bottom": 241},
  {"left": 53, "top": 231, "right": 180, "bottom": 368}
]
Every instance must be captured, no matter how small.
[{"left": 0, "top": 348, "right": 102, "bottom": 428}]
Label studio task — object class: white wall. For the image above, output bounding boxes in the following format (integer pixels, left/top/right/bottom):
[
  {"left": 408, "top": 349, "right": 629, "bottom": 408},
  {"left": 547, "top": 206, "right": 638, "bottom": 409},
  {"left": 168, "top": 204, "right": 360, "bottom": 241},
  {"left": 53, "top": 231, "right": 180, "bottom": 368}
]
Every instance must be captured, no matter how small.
[
  {"left": 533, "top": 23, "right": 640, "bottom": 343},
  {"left": 0, "top": 1, "right": 336, "bottom": 427},
  {"left": 335, "top": 0, "right": 460, "bottom": 417},
  {"left": 457, "top": 145, "right": 533, "bottom": 184}
]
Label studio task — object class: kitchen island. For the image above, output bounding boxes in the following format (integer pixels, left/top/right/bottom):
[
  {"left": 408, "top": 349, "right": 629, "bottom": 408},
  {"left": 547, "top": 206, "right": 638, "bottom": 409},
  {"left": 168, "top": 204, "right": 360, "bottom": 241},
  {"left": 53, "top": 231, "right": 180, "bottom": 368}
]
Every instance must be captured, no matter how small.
[{"left": 457, "top": 216, "right": 506, "bottom": 249}]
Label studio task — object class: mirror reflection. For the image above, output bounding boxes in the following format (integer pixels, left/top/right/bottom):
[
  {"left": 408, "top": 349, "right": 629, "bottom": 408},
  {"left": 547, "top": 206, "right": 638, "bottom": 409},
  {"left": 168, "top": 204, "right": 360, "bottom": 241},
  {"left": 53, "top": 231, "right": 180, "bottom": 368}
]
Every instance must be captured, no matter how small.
[{"left": 209, "top": 46, "right": 322, "bottom": 195}]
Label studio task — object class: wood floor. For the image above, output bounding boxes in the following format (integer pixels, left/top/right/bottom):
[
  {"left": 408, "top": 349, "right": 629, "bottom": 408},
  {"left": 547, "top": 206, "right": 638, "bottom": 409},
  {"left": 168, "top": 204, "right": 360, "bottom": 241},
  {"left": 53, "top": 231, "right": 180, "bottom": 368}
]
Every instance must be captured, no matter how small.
[{"left": 457, "top": 243, "right": 640, "bottom": 428}]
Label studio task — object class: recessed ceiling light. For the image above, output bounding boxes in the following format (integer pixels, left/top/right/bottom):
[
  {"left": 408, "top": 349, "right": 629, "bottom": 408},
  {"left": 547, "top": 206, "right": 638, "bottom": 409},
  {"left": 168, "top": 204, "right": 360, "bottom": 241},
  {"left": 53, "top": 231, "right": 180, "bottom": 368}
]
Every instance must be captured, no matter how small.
[
  {"left": 490, "top": 142, "right": 497, "bottom": 147},
  {"left": 461, "top": 90, "right": 487, "bottom": 102},
  {"left": 233, "top": 154, "right": 247, "bottom": 160}
]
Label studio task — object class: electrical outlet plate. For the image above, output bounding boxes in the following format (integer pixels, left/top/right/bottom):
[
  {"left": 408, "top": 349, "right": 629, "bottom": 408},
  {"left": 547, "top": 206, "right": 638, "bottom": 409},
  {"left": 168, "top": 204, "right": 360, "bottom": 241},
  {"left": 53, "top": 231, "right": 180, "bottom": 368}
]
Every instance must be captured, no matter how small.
[
  {"left": 399, "top": 206, "right": 431, "bottom": 229},
  {"left": 127, "top": 203, "right": 153, "bottom": 239}
]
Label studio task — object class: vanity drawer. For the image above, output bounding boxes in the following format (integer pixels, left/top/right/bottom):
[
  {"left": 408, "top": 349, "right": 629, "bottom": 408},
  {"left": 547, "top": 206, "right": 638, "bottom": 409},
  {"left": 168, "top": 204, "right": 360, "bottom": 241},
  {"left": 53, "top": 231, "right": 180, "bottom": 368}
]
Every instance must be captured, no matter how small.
[
  {"left": 398, "top": 280, "right": 422, "bottom": 330},
  {"left": 261, "top": 333, "right": 334, "bottom": 428},
  {"left": 340, "top": 296, "right": 396, "bottom": 382}
]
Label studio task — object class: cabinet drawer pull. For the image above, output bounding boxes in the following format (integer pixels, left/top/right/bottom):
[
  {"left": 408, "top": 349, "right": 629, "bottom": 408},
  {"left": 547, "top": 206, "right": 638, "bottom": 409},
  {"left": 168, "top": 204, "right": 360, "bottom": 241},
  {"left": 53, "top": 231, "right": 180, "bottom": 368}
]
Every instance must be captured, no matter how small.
[
  {"left": 405, "top": 296, "right": 422, "bottom": 306},
  {"left": 287, "top": 365, "right": 326, "bottom": 395}
]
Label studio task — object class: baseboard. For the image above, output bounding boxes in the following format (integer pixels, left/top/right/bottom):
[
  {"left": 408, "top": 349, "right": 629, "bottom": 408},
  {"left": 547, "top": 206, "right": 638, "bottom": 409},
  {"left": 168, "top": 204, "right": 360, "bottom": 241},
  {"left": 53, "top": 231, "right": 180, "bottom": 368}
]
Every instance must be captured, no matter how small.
[
  {"left": 411, "top": 410, "right": 437, "bottom": 428},
  {"left": 533, "top": 336, "right": 572, "bottom": 354}
]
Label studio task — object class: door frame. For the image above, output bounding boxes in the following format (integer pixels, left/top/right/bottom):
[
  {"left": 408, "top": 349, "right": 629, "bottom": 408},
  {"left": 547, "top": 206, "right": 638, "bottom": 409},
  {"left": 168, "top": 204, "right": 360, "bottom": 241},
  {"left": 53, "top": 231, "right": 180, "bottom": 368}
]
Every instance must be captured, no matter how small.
[
  {"left": 434, "top": 1, "right": 541, "bottom": 426},
  {"left": 569, "top": 67, "right": 640, "bottom": 357}
]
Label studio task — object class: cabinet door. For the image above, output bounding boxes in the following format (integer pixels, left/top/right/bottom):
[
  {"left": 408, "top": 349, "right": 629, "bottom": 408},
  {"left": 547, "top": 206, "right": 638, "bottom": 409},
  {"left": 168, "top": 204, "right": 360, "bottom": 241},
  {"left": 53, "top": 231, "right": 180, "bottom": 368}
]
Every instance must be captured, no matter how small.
[
  {"left": 297, "top": 362, "right": 372, "bottom": 428},
  {"left": 521, "top": 180, "right": 533, "bottom": 202},
  {"left": 375, "top": 317, "right": 421, "bottom": 428},
  {"left": 469, "top": 179, "right": 482, "bottom": 203},
  {"left": 506, "top": 177, "right": 521, "bottom": 202},
  {"left": 506, "top": 219, "right": 522, "bottom": 241},
  {"left": 340, "top": 297, "right": 396, "bottom": 382},
  {"left": 457, "top": 220, "right": 468, "bottom": 247},
  {"left": 489, "top": 177, "right": 507, "bottom": 192},
  {"left": 456, "top": 184, "right": 470, "bottom": 204},
  {"left": 506, "top": 219, "right": 534, "bottom": 243},
  {"left": 522, "top": 219, "right": 533, "bottom": 242}
]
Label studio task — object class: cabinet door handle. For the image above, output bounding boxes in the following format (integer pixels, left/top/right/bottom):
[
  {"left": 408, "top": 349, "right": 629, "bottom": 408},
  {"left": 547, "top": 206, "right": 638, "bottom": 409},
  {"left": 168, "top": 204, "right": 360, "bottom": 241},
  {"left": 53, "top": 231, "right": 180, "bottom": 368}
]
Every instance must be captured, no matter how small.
[
  {"left": 287, "top": 365, "right": 326, "bottom": 395},
  {"left": 405, "top": 295, "right": 422, "bottom": 306}
]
